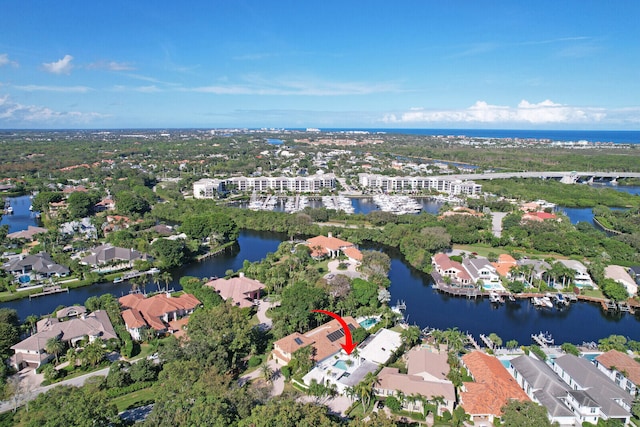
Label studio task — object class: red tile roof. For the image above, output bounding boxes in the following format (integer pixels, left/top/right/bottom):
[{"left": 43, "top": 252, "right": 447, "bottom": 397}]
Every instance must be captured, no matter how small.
[
  {"left": 460, "top": 352, "right": 529, "bottom": 416},
  {"left": 596, "top": 350, "right": 640, "bottom": 386},
  {"left": 121, "top": 309, "right": 147, "bottom": 329},
  {"left": 204, "top": 275, "right": 265, "bottom": 308},
  {"left": 119, "top": 293, "right": 201, "bottom": 332}
]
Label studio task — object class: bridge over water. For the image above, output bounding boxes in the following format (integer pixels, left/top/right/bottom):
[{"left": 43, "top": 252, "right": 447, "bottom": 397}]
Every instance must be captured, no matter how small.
[{"left": 434, "top": 171, "right": 640, "bottom": 184}]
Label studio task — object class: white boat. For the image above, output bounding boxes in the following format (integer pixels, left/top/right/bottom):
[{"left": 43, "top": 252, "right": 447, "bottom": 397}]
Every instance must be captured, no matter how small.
[
  {"left": 113, "top": 277, "right": 124, "bottom": 284},
  {"left": 6, "top": 206, "right": 13, "bottom": 214},
  {"left": 489, "top": 292, "right": 504, "bottom": 304},
  {"left": 541, "top": 296, "right": 554, "bottom": 308}
]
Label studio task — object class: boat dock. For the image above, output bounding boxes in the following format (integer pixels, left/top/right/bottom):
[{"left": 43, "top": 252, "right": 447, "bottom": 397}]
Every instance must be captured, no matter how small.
[
  {"left": 531, "top": 331, "right": 554, "bottom": 348},
  {"left": 466, "top": 333, "right": 481, "bottom": 350},
  {"left": 29, "top": 286, "right": 69, "bottom": 299},
  {"left": 431, "top": 272, "right": 481, "bottom": 298},
  {"left": 479, "top": 333, "right": 496, "bottom": 349}
]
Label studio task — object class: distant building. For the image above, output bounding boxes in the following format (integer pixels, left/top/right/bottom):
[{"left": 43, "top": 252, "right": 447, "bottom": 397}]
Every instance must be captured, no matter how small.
[
  {"left": 357, "top": 173, "right": 482, "bottom": 195},
  {"left": 604, "top": 265, "right": 637, "bottom": 296},
  {"left": 193, "top": 173, "right": 336, "bottom": 198}
]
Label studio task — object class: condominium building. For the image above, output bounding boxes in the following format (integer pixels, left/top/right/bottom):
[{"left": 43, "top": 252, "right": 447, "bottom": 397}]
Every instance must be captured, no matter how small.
[
  {"left": 193, "top": 173, "right": 336, "bottom": 198},
  {"left": 357, "top": 173, "right": 482, "bottom": 195}
]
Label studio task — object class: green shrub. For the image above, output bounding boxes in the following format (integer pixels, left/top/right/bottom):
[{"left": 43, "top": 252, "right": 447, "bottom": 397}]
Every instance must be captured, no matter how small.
[{"left": 248, "top": 355, "right": 262, "bottom": 368}]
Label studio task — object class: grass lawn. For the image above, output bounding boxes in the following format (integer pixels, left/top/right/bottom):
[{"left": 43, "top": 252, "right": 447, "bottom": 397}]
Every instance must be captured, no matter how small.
[
  {"left": 110, "top": 387, "right": 157, "bottom": 412},
  {"left": 580, "top": 288, "right": 605, "bottom": 299}
]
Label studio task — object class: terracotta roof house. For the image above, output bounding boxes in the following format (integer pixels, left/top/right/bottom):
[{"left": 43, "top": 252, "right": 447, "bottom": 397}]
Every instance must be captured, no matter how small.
[
  {"left": 552, "top": 354, "right": 632, "bottom": 425},
  {"left": 3, "top": 252, "right": 70, "bottom": 280},
  {"left": 374, "top": 347, "right": 455, "bottom": 416},
  {"left": 81, "top": 244, "right": 148, "bottom": 267},
  {"left": 118, "top": 292, "right": 201, "bottom": 340},
  {"left": 509, "top": 355, "right": 576, "bottom": 426},
  {"left": 305, "top": 233, "right": 362, "bottom": 262},
  {"left": 10, "top": 310, "right": 116, "bottom": 370},
  {"left": 204, "top": 273, "right": 265, "bottom": 308},
  {"left": 492, "top": 254, "right": 518, "bottom": 278},
  {"left": 460, "top": 351, "right": 529, "bottom": 425},
  {"left": 595, "top": 350, "right": 640, "bottom": 396},
  {"left": 432, "top": 253, "right": 472, "bottom": 286},
  {"left": 272, "top": 316, "right": 359, "bottom": 365},
  {"left": 6, "top": 225, "right": 49, "bottom": 241},
  {"left": 522, "top": 211, "right": 558, "bottom": 222}
]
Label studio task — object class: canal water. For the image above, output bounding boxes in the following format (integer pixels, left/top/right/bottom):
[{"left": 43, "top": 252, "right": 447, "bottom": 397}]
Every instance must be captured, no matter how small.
[{"left": 0, "top": 195, "right": 40, "bottom": 233}]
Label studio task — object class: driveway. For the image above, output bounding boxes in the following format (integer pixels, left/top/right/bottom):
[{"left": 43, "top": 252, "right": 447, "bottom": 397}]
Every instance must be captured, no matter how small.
[
  {"left": 237, "top": 358, "right": 284, "bottom": 397},
  {"left": 326, "top": 260, "right": 362, "bottom": 280}
]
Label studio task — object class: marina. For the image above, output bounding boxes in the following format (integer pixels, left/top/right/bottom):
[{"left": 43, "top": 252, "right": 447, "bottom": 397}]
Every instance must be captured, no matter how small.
[
  {"left": 321, "top": 195, "right": 355, "bottom": 214},
  {"left": 372, "top": 194, "right": 422, "bottom": 215}
]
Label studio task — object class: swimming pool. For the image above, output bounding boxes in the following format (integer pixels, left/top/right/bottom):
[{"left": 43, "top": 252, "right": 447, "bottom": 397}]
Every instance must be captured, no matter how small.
[
  {"left": 18, "top": 275, "right": 31, "bottom": 284},
  {"left": 333, "top": 360, "right": 349, "bottom": 370},
  {"left": 500, "top": 359, "right": 511, "bottom": 369},
  {"left": 359, "top": 317, "right": 379, "bottom": 330}
]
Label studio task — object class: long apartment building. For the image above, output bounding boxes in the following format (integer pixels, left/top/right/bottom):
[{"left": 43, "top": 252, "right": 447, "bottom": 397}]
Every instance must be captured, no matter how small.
[
  {"left": 358, "top": 173, "right": 482, "bottom": 195},
  {"left": 193, "top": 173, "right": 336, "bottom": 198}
]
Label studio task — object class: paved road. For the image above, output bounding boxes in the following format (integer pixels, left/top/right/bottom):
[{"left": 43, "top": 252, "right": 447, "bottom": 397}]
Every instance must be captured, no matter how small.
[
  {"left": 0, "top": 366, "right": 109, "bottom": 414},
  {"left": 491, "top": 212, "right": 508, "bottom": 237}
]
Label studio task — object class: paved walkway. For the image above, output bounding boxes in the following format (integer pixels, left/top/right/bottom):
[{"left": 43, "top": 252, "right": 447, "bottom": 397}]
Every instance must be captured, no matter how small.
[
  {"left": 491, "top": 212, "right": 508, "bottom": 237},
  {"left": 256, "top": 299, "right": 276, "bottom": 330},
  {"left": 298, "top": 394, "right": 352, "bottom": 416},
  {"left": 0, "top": 366, "right": 109, "bottom": 413}
]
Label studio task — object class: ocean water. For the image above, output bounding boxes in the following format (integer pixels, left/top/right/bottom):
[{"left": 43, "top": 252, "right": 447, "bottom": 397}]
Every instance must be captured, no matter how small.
[{"left": 318, "top": 129, "right": 640, "bottom": 144}]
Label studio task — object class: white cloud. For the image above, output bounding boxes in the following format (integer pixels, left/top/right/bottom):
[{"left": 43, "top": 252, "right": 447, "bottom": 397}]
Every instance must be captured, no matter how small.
[
  {"left": 0, "top": 53, "right": 18, "bottom": 67},
  {"left": 14, "top": 85, "right": 92, "bottom": 93},
  {"left": 0, "top": 94, "right": 105, "bottom": 124},
  {"left": 382, "top": 100, "right": 607, "bottom": 125},
  {"left": 189, "top": 75, "right": 398, "bottom": 96},
  {"left": 87, "top": 60, "right": 135, "bottom": 71},
  {"left": 43, "top": 54, "right": 74, "bottom": 74}
]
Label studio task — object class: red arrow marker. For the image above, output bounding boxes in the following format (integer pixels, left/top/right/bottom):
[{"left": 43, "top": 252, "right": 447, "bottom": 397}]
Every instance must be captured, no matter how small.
[{"left": 311, "top": 309, "right": 358, "bottom": 355}]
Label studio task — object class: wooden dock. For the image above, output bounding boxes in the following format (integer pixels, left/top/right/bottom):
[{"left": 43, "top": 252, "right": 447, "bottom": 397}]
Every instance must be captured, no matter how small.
[{"left": 29, "top": 286, "right": 69, "bottom": 299}]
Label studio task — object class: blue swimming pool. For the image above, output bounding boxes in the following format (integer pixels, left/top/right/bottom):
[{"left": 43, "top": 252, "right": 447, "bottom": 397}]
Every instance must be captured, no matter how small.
[
  {"left": 18, "top": 275, "right": 31, "bottom": 284},
  {"left": 359, "top": 317, "right": 379, "bottom": 330},
  {"left": 333, "top": 360, "right": 348, "bottom": 370},
  {"left": 500, "top": 359, "right": 511, "bottom": 369}
]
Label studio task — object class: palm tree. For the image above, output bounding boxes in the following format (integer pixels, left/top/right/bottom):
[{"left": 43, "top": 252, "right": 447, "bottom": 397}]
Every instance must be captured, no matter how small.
[
  {"left": 444, "top": 327, "right": 466, "bottom": 354},
  {"left": 45, "top": 337, "right": 64, "bottom": 365},
  {"left": 81, "top": 342, "right": 105, "bottom": 367},
  {"left": 401, "top": 325, "right": 422, "bottom": 348},
  {"left": 152, "top": 272, "right": 161, "bottom": 292},
  {"left": 66, "top": 348, "right": 77, "bottom": 367},
  {"left": 260, "top": 362, "right": 274, "bottom": 384},
  {"left": 161, "top": 271, "right": 172, "bottom": 292},
  {"left": 344, "top": 385, "right": 357, "bottom": 404},
  {"left": 25, "top": 315, "right": 38, "bottom": 335},
  {"left": 354, "top": 374, "right": 376, "bottom": 413}
]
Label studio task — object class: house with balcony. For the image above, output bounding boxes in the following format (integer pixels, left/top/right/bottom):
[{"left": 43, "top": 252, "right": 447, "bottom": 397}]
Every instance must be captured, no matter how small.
[
  {"left": 551, "top": 354, "right": 632, "bottom": 425},
  {"left": 594, "top": 350, "right": 640, "bottom": 396},
  {"left": 462, "top": 258, "right": 502, "bottom": 290}
]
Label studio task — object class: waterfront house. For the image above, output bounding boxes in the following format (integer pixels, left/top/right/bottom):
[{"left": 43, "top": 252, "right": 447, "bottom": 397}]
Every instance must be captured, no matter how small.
[
  {"left": 521, "top": 211, "right": 558, "bottom": 222},
  {"left": 432, "top": 253, "right": 473, "bottom": 286},
  {"left": 302, "top": 327, "right": 401, "bottom": 394},
  {"left": 551, "top": 354, "right": 632, "bottom": 425},
  {"left": 374, "top": 347, "right": 455, "bottom": 416},
  {"left": 6, "top": 225, "right": 49, "bottom": 241},
  {"left": 462, "top": 258, "right": 502, "bottom": 288},
  {"left": 509, "top": 355, "right": 579, "bottom": 426},
  {"left": 10, "top": 309, "right": 116, "bottom": 370},
  {"left": 204, "top": 273, "right": 265, "bottom": 308},
  {"left": 56, "top": 305, "right": 87, "bottom": 319},
  {"left": 491, "top": 254, "right": 518, "bottom": 278},
  {"left": 305, "top": 233, "right": 362, "bottom": 262},
  {"left": 516, "top": 259, "right": 551, "bottom": 285},
  {"left": 3, "top": 252, "right": 70, "bottom": 281},
  {"left": 460, "top": 351, "right": 530, "bottom": 426},
  {"left": 271, "top": 316, "right": 359, "bottom": 366},
  {"left": 604, "top": 265, "right": 638, "bottom": 297},
  {"left": 119, "top": 292, "right": 201, "bottom": 340},
  {"left": 595, "top": 350, "right": 640, "bottom": 396},
  {"left": 80, "top": 244, "right": 148, "bottom": 268},
  {"left": 558, "top": 260, "right": 594, "bottom": 288}
]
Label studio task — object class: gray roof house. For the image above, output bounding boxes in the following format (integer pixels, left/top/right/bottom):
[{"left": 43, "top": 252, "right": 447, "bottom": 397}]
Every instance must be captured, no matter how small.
[
  {"left": 80, "top": 244, "right": 147, "bottom": 267},
  {"left": 10, "top": 309, "right": 117, "bottom": 369},
  {"left": 3, "top": 252, "right": 70, "bottom": 280},
  {"left": 552, "top": 354, "right": 632, "bottom": 425},
  {"left": 509, "top": 355, "right": 577, "bottom": 426},
  {"left": 462, "top": 258, "right": 501, "bottom": 285}
]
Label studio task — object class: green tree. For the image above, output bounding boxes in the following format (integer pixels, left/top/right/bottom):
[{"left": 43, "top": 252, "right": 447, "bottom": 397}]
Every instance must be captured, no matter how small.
[
  {"left": 151, "top": 239, "right": 187, "bottom": 269},
  {"left": 400, "top": 325, "right": 422, "bottom": 348},
  {"left": 81, "top": 342, "right": 105, "bottom": 367},
  {"left": 598, "top": 335, "right": 628, "bottom": 352},
  {"left": 506, "top": 339, "right": 519, "bottom": 350},
  {"left": 601, "top": 279, "right": 629, "bottom": 302},
  {"left": 500, "top": 399, "right": 558, "bottom": 426},
  {"left": 45, "top": 337, "right": 65, "bottom": 365},
  {"left": 238, "top": 398, "right": 335, "bottom": 427},
  {"left": 115, "top": 190, "right": 150, "bottom": 216},
  {"left": 561, "top": 342, "right": 580, "bottom": 356},
  {"left": 488, "top": 332, "right": 503, "bottom": 348},
  {"left": 0, "top": 309, "right": 20, "bottom": 359},
  {"left": 66, "top": 191, "right": 99, "bottom": 219}
]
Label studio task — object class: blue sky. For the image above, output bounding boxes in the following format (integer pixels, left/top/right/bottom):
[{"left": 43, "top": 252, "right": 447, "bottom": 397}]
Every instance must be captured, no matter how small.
[{"left": 1, "top": 1, "right": 639, "bottom": 129}]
